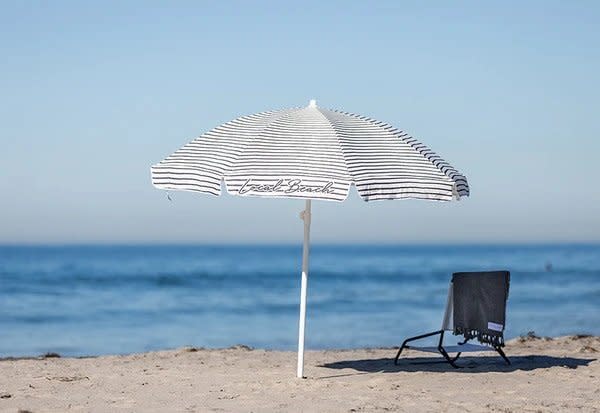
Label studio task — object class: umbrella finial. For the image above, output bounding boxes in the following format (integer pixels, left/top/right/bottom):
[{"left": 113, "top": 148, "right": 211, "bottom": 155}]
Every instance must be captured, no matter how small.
[{"left": 308, "top": 99, "right": 317, "bottom": 108}]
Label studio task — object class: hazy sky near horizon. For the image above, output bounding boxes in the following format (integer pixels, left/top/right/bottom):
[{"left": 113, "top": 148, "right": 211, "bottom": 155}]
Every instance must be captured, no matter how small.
[{"left": 1, "top": 1, "right": 599, "bottom": 244}]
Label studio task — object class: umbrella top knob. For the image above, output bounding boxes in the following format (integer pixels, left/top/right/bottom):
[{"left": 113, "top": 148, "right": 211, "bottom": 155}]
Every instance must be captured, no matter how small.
[{"left": 308, "top": 99, "right": 317, "bottom": 108}]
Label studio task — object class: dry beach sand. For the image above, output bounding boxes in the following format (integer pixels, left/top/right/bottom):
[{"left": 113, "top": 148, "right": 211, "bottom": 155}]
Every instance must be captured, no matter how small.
[{"left": 0, "top": 335, "right": 598, "bottom": 412}]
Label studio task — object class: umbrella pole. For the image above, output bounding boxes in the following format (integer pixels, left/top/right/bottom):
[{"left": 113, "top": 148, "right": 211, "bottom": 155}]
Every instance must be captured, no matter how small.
[{"left": 297, "top": 199, "right": 311, "bottom": 378}]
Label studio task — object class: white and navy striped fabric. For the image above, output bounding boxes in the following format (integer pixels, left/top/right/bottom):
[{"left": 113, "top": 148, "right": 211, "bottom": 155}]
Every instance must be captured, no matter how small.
[{"left": 151, "top": 101, "right": 469, "bottom": 202}]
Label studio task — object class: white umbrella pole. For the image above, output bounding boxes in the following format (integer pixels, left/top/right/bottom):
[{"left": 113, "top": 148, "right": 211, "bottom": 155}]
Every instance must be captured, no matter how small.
[{"left": 297, "top": 199, "right": 312, "bottom": 378}]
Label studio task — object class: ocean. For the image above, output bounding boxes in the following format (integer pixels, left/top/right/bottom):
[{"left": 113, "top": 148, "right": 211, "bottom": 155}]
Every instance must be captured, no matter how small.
[{"left": 0, "top": 244, "right": 598, "bottom": 357}]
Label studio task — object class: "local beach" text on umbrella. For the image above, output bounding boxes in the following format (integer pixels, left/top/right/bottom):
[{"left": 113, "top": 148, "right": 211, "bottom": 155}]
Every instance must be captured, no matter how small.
[{"left": 238, "top": 179, "right": 335, "bottom": 195}]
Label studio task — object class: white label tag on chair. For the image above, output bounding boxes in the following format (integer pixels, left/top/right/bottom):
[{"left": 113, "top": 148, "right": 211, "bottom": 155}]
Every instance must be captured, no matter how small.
[{"left": 488, "top": 322, "right": 504, "bottom": 332}]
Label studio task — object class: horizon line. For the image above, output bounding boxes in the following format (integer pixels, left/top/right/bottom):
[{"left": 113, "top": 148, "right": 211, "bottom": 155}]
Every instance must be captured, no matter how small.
[{"left": 1, "top": 241, "right": 599, "bottom": 248}]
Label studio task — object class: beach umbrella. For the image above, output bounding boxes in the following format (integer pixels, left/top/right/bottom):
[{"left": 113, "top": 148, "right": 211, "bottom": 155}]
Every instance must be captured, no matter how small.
[{"left": 151, "top": 100, "right": 469, "bottom": 378}]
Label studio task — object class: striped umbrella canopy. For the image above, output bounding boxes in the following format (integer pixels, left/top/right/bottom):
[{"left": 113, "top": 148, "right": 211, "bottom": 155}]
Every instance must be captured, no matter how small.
[{"left": 151, "top": 100, "right": 469, "bottom": 377}]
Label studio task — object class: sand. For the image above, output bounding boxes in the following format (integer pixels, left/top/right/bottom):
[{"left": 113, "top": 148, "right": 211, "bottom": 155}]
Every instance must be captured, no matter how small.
[{"left": 0, "top": 335, "right": 598, "bottom": 412}]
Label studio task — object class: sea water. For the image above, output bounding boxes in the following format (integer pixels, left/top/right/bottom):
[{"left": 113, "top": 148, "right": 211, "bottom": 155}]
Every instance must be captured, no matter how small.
[{"left": 0, "top": 244, "right": 598, "bottom": 357}]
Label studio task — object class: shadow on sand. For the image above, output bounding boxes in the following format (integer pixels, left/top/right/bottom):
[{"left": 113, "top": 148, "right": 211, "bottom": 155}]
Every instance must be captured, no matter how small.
[{"left": 319, "top": 354, "right": 596, "bottom": 376}]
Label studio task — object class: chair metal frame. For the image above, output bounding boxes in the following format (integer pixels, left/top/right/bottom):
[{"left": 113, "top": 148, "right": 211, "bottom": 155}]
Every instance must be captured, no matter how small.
[{"left": 393, "top": 329, "right": 510, "bottom": 368}]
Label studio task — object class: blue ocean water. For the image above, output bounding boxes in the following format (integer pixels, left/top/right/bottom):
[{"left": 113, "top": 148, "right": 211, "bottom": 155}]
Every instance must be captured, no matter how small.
[{"left": 0, "top": 244, "right": 599, "bottom": 357}]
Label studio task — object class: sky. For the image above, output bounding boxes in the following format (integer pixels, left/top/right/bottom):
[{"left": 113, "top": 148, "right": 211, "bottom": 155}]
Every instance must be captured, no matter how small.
[{"left": 0, "top": 1, "right": 599, "bottom": 244}]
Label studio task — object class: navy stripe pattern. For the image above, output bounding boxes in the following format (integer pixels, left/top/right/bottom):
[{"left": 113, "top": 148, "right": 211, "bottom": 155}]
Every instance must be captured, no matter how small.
[{"left": 151, "top": 102, "right": 469, "bottom": 202}]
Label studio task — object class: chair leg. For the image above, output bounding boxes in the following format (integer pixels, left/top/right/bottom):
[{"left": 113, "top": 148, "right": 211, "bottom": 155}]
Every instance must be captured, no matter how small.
[
  {"left": 394, "top": 336, "right": 417, "bottom": 365},
  {"left": 495, "top": 346, "right": 510, "bottom": 365},
  {"left": 394, "top": 342, "right": 407, "bottom": 365},
  {"left": 438, "top": 346, "right": 461, "bottom": 369}
]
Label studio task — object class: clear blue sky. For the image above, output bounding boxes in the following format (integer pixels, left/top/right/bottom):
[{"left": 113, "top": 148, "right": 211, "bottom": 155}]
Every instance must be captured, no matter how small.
[{"left": 1, "top": 1, "right": 599, "bottom": 244}]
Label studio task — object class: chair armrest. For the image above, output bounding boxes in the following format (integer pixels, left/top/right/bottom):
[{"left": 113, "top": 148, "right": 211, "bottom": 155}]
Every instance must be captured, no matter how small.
[
  {"left": 394, "top": 330, "right": 445, "bottom": 365},
  {"left": 401, "top": 330, "right": 444, "bottom": 347}
]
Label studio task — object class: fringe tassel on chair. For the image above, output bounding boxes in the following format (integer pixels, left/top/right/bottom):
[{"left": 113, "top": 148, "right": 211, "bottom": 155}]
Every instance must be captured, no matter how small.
[{"left": 454, "top": 327, "right": 505, "bottom": 347}]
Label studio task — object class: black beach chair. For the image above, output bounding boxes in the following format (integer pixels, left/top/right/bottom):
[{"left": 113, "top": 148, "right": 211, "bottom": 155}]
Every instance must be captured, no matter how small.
[{"left": 394, "top": 271, "right": 511, "bottom": 368}]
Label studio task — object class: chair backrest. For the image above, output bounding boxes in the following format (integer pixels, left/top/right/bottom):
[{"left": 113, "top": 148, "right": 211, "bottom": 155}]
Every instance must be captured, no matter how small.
[
  {"left": 441, "top": 282, "right": 454, "bottom": 331},
  {"left": 442, "top": 271, "right": 510, "bottom": 346}
]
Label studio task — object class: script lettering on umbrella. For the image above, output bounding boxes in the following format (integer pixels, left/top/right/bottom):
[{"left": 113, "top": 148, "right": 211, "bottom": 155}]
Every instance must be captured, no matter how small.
[{"left": 238, "top": 179, "right": 335, "bottom": 195}]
